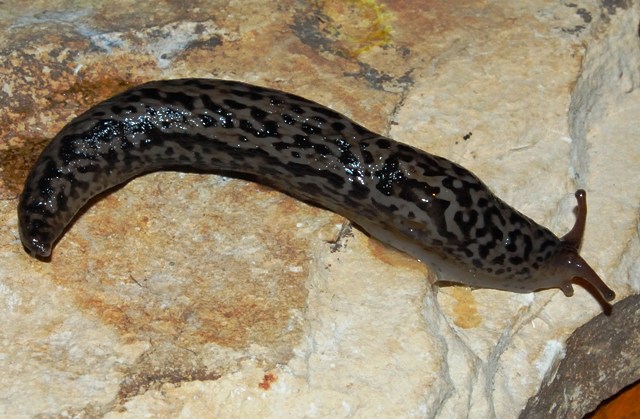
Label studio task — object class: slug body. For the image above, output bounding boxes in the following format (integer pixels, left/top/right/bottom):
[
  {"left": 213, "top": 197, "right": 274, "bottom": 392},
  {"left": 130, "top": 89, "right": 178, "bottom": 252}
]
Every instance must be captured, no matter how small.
[{"left": 18, "top": 79, "right": 615, "bottom": 302}]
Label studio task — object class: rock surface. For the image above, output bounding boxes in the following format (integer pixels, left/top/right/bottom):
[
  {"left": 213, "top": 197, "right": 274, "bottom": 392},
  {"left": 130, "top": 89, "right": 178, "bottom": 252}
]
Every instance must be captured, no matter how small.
[{"left": 0, "top": 1, "right": 638, "bottom": 417}]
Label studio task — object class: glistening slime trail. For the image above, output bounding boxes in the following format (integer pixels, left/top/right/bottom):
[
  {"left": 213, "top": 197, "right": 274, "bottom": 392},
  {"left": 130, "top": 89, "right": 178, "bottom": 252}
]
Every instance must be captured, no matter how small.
[{"left": 18, "top": 79, "right": 615, "bottom": 303}]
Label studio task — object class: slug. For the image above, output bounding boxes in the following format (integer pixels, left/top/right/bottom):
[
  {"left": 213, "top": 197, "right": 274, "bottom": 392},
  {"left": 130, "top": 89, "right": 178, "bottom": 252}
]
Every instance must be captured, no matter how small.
[{"left": 18, "top": 78, "right": 615, "bottom": 302}]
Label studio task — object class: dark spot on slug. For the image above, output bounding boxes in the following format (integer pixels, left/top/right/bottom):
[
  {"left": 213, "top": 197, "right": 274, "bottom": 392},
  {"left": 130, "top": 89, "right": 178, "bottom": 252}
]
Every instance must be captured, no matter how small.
[
  {"left": 200, "top": 114, "right": 217, "bottom": 127},
  {"left": 375, "top": 139, "right": 391, "bottom": 149},
  {"left": 250, "top": 107, "right": 268, "bottom": 120},
  {"left": 224, "top": 99, "right": 248, "bottom": 110},
  {"left": 312, "top": 144, "right": 332, "bottom": 156},
  {"left": 282, "top": 114, "right": 296, "bottom": 125},
  {"left": 332, "top": 121, "right": 346, "bottom": 131},
  {"left": 351, "top": 182, "right": 370, "bottom": 200},
  {"left": 310, "top": 106, "right": 342, "bottom": 119},
  {"left": 301, "top": 123, "right": 320, "bottom": 135}
]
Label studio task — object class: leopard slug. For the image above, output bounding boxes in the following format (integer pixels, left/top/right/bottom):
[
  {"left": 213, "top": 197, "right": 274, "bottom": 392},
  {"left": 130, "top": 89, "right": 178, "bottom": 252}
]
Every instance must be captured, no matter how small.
[{"left": 18, "top": 78, "right": 615, "bottom": 302}]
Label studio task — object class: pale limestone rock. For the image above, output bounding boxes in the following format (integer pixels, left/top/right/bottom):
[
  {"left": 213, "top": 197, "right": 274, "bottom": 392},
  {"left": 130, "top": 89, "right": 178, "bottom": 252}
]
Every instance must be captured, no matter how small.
[{"left": 0, "top": 1, "right": 638, "bottom": 418}]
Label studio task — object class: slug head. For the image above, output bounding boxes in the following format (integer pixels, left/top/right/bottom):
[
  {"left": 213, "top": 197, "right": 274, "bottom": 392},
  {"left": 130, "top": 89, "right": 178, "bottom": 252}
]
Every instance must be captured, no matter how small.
[{"left": 548, "top": 190, "right": 615, "bottom": 302}]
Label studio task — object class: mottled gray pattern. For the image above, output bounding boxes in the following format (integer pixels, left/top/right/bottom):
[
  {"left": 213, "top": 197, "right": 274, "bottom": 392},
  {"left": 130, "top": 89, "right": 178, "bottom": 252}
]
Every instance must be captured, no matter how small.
[{"left": 18, "top": 79, "right": 615, "bottom": 301}]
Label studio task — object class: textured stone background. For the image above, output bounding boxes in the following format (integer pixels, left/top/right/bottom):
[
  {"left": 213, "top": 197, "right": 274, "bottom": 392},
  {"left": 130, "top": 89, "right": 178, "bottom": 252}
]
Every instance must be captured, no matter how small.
[{"left": 0, "top": 1, "right": 638, "bottom": 417}]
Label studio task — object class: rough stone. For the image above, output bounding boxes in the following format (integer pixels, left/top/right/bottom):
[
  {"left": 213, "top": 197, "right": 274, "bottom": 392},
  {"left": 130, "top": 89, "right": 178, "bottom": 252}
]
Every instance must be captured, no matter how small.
[{"left": 0, "top": 1, "right": 638, "bottom": 417}]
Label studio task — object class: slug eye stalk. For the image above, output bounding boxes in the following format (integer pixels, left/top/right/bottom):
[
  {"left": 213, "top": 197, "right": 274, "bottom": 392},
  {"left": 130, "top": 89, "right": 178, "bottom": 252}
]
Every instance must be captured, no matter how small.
[{"left": 557, "top": 190, "right": 615, "bottom": 302}]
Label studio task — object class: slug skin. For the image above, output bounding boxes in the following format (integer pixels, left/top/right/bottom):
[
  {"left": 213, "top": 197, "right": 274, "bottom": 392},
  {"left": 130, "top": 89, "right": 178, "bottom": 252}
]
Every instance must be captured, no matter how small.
[{"left": 18, "top": 79, "right": 615, "bottom": 302}]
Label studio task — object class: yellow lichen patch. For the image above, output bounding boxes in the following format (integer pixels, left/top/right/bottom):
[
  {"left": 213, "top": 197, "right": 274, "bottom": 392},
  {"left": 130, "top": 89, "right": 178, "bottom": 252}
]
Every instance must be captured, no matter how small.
[
  {"left": 317, "top": 0, "right": 393, "bottom": 58},
  {"left": 450, "top": 288, "right": 481, "bottom": 329}
]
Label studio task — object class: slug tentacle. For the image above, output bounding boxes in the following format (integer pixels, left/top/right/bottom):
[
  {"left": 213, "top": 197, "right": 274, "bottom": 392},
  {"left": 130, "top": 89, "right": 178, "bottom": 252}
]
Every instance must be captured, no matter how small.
[
  {"left": 553, "top": 190, "right": 615, "bottom": 302},
  {"left": 560, "top": 189, "right": 587, "bottom": 248},
  {"left": 17, "top": 79, "right": 616, "bottom": 303}
]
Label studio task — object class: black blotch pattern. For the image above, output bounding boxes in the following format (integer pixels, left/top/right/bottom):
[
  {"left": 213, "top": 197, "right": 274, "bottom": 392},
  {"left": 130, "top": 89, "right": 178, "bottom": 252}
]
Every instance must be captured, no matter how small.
[
  {"left": 200, "top": 114, "right": 217, "bottom": 127},
  {"left": 199, "top": 95, "right": 235, "bottom": 129},
  {"left": 491, "top": 226, "right": 504, "bottom": 242},
  {"left": 250, "top": 107, "right": 268, "bottom": 120},
  {"left": 297, "top": 182, "right": 324, "bottom": 196},
  {"left": 351, "top": 123, "right": 371, "bottom": 136},
  {"left": 293, "top": 135, "right": 312, "bottom": 148},
  {"left": 263, "top": 120, "right": 280, "bottom": 137},
  {"left": 165, "top": 91, "right": 196, "bottom": 110},
  {"left": 332, "top": 121, "right": 346, "bottom": 132},
  {"left": 508, "top": 256, "right": 524, "bottom": 265},
  {"left": 138, "top": 88, "right": 165, "bottom": 101},
  {"left": 229, "top": 88, "right": 265, "bottom": 102},
  {"left": 301, "top": 123, "right": 320, "bottom": 135},
  {"left": 310, "top": 106, "right": 342, "bottom": 119},
  {"left": 282, "top": 114, "right": 296, "bottom": 125},
  {"left": 492, "top": 254, "right": 506, "bottom": 265},
  {"left": 453, "top": 209, "right": 478, "bottom": 237},
  {"left": 415, "top": 197, "right": 453, "bottom": 240},
  {"left": 248, "top": 91, "right": 266, "bottom": 101},
  {"left": 119, "top": 137, "right": 134, "bottom": 151},
  {"left": 480, "top": 238, "right": 499, "bottom": 260},
  {"left": 416, "top": 155, "right": 451, "bottom": 177},
  {"left": 334, "top": 138, "right": 358, "bottom": 168},
  {"left": 272, "top": 141, "right": 290, "bottom": 151},
  {"left": 224, "top": 99, "right": 248, "bottom": 110},
  {"left": 239, "top": 119, "right": 279, "bottom": 138},
  {"left": 122, "top": 93, "right": 141, "bottom": 103},
  {"left": 312, "top": 115, "right": 327, "bottom": 123},
  {"left": 269, "top": 95, "right": 284, "bottom": 106},
  {"left": 359, "top": 142, "right": 374, "bottom": 165},
  {"left": 183, "top": 79, "right": 216, "bottom": 89},
  {"left": 103, "top": 147, "right": 120, "bottom": 166},
  {"left": 450, "top": 161, "right": 475, "bottom": 179},
  {"left": 505, "top": 231, "right": 519, "bottom": 252},
  {"left": 290, "top": 104, "right": 305, "bottom": 114},
  {"left": 398, "top": 178, "right": 439, "bottom": 204},
  {"left": 376, "top": 138, "right": 391, "bottom": 149},
  {"left": 539, "top": 239, "right": 556, "bottom": 253},
  {"left": 374, "top": 155, "right": 405, "bottom": 196},
  {"left": 313, "top": 144, "right": 332, "bottom": 156},
  {"left": 285, "top": 161, "right": 345, "bottom": 188},
  {"left": 460, "top": 247, "right": 473, "bottom": 258},
  {"left": 111, "top": 104, "right": 137, "bottom": 115},
  {"left": 350, "top": 181, "right": 370, "bottom": 200},
  {"left": 176, "top": 138, "right": 195, "bottom": 151},
  {"left": 442, "top": 177, "right": 474, "bottom": 208},
  {"left": 371, "top": 198, "right": 400, "bottom": 215},
  {"left": 522, "top": 235, "right": 533, "bottom": 261}
]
